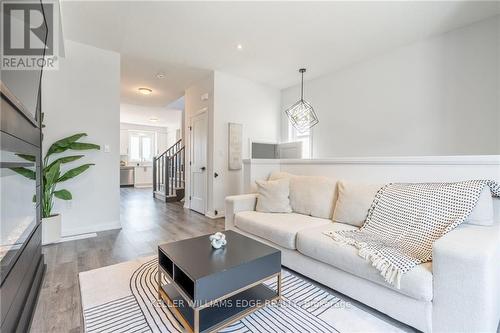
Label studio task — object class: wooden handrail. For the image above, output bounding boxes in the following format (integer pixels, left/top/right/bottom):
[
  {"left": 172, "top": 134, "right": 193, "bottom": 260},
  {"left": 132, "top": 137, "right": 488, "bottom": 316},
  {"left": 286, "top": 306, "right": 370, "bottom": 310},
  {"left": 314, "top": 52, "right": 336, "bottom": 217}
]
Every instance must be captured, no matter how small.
[{"left": 156, "top": 138, "right": 182, "bottom": 159}]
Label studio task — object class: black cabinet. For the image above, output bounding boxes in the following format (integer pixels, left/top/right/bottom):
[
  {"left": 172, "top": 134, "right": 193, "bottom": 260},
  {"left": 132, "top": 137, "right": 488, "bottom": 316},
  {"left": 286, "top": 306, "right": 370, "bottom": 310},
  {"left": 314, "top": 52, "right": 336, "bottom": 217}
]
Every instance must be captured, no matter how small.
[{"left": 0, "top": 78, "right": 45, "bottom": 333}]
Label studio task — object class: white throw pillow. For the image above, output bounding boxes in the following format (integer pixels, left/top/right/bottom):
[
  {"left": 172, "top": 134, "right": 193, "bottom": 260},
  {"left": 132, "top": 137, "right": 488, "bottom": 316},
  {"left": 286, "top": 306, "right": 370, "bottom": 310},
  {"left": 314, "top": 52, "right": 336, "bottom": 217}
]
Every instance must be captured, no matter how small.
[
  {"left": 255, "top": 178, "right": 292, "bottom": 213},
  {"left": 332, "top": 181, "right": 384, "bottom": 227},
  {"left": 269, "top": 171, "right": 337, "bottom": 219},
  {"left": 465, "top": 187, "right": 494, "bottom": 226}
]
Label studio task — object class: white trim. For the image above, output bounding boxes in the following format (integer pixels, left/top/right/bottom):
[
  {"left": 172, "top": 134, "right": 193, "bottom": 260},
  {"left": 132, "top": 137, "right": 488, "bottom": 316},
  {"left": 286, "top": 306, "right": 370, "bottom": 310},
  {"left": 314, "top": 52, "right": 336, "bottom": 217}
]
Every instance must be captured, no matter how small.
[
  {"left": 56, "top": 233, "right": 97, "bottom": 244},
  {"left": 62, "top": 221, "right": 121, "bottom": 237},
  {"left": 134, "top": 184, "right": 153, "bottom": 188},
  {"left": 205, "top": 210, "right": 225, "bottom": 219},
  {"left": 243, "top": 155, "right": 500, "bottom": 166}
]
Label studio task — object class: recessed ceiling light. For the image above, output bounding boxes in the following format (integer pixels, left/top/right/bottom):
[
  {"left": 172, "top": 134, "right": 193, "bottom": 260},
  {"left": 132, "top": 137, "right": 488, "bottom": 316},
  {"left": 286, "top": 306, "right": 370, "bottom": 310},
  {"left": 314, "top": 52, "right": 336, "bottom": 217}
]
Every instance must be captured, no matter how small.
[
  {"left": 236, "top": 44, "right": 243, "bottom": 50},
  {"left": 156, "top": 73, "right": 166, "bottom": 79},
  {"left": 138, "top": 87, "right": 153, "bottom": 95},
  {"left": 149, "top": 117, "right": 159, "bottom": 122}
]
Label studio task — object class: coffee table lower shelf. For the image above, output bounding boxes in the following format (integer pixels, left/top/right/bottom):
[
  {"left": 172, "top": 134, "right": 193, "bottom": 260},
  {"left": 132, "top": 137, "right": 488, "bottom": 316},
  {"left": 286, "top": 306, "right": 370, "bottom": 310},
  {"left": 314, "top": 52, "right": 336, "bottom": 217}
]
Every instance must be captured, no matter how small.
[{"left": 159, "top": 280, "right": 280, "bottom": 333}]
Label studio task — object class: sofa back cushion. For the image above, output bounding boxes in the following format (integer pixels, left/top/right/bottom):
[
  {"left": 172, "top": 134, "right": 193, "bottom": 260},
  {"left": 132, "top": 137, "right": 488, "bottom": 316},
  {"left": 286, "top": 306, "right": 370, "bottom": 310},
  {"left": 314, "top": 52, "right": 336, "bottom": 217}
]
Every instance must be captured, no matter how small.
[
  {"left": 332, "top": 181, "right": 384, "bottom": 227},
  {"left": 255, "top": 178, "right": 292, "bottom": 213},
  {"left": 466, "top": 187, "right": 494, "bottom": 225},
  {"left": 332, "top": 181, "right": 495, "bottom": 227},
  {"left": 269, "top": 172, "right": 336, "bottom": 219}
]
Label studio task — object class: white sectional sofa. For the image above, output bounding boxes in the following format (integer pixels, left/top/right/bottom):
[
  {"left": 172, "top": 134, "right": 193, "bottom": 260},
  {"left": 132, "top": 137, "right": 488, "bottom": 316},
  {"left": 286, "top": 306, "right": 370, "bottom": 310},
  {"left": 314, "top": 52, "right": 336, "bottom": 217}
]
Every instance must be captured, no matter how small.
[{"left": 225, "top": 173, "right": 500, "bottom": 333}]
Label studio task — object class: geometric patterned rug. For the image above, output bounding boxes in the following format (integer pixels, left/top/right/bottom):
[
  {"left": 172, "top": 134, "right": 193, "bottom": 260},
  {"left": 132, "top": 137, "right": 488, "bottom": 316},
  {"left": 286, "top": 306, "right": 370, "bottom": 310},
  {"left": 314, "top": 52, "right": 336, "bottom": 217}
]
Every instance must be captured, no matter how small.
[{"left": 79, "top": 256, "right": 405, "bottom": 333}]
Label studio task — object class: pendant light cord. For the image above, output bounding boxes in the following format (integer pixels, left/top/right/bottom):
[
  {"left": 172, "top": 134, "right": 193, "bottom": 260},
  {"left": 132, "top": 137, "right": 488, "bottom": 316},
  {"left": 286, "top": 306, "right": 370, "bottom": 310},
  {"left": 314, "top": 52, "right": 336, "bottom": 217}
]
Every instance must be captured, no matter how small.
[
  {"left": 301, "top": 70, "right": 304, "bottom": 101},
  {"left": 299, "top": 68, "right": 306, "bottom": 101}
]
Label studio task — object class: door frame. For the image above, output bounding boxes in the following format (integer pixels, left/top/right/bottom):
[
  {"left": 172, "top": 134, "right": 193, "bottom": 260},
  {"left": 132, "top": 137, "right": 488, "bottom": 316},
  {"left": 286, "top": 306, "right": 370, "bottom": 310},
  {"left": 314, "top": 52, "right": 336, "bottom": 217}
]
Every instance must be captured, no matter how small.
[{"left": 189, "top": 110, "right": 208, "bottom": 214}]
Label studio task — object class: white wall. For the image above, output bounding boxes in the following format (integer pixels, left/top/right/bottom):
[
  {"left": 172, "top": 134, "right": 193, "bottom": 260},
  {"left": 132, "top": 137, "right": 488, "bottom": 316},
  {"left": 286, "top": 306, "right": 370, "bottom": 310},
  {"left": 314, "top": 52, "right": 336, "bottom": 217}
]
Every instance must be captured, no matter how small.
[
  {"left": 281, "top": 16, "right": 500, "bottom": 158},
  {"left": 212, "top": 71, "right": 281, "bottom": 216},
  {"left": 184, "top": 72, "right": 281, "bottom": 218},
  {"left": 42, "top": 40, "right": 121, "bottom": 236}
]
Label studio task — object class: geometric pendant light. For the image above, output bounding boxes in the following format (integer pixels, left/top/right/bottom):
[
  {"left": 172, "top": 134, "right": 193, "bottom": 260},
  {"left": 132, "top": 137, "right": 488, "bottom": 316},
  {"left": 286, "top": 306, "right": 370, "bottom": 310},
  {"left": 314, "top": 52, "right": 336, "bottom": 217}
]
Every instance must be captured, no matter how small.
[{"left": 285, "top": 68, "right": 319, "bottom": 133}]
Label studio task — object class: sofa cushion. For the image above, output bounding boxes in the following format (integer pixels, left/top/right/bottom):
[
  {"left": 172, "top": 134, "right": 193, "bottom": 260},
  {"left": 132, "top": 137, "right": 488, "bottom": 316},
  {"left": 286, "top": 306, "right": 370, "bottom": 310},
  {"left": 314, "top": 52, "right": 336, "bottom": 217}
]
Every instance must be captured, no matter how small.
[
  {"left": 296, "top": 223, "right": 433, "bottom": 301},
  {"left": 255, "top": 178, "right": 292, "bottom": 213},
  {"left": 269, "top": 171, "right": 337, "bottom": 219},
  {"left": 466, "top": 187, "right": 494, "bottom": 226},
  {"left": 331, "top": 181, "right": 494, "bottom": 227},
  {"left": 234, "top": 211, "right": 330, "bottom": 250},
  {"left": 332, "top": 181, "right": 383, "bottom": 227}
]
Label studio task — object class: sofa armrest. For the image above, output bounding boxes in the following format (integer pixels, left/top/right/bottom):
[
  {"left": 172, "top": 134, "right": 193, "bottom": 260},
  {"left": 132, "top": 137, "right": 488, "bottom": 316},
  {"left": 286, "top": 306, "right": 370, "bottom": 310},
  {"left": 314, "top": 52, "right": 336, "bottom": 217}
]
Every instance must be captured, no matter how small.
[
  {"left": 224, "top": 194, "right": 258, "bottom": 230},
  {"left": 432, "top": 222, "right": 500, "bottom": 333}
]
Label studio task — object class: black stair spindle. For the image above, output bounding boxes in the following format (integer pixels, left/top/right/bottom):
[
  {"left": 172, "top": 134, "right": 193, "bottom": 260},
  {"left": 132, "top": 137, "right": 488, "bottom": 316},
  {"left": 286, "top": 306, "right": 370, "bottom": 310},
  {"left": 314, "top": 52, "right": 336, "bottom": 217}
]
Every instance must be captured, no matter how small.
[{"left": 153, "top": 156, "right": 157, "bottom": 192}]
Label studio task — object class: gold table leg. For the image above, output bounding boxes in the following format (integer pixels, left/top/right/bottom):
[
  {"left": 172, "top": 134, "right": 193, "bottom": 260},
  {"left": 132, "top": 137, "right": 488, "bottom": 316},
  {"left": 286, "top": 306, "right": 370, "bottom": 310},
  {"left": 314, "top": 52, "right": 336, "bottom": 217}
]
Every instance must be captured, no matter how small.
[
  {"left": 194, "top": 308, "right": 200, "bottom": 333},
  {"left": 157, "top": 267, "right": 162, "bottom": 300},
  {"left": 277, "top": 272, "right": 282, "bottom": 299}
]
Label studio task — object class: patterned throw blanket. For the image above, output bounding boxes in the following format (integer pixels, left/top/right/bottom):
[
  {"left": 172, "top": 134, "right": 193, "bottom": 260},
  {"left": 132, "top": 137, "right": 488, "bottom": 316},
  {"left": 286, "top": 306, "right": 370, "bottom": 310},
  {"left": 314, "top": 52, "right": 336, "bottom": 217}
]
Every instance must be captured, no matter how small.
[{"left": 325, "top": 180, "right": 500, "bottom": 289}]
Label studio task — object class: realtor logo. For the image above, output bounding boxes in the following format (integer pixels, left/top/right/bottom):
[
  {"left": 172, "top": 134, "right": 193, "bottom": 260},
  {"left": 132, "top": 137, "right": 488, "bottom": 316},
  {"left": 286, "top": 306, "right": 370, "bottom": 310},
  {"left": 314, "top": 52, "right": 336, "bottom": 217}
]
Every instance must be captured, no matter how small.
[{"left": 1, "top": 0, "right": 59, "bottom": 70}]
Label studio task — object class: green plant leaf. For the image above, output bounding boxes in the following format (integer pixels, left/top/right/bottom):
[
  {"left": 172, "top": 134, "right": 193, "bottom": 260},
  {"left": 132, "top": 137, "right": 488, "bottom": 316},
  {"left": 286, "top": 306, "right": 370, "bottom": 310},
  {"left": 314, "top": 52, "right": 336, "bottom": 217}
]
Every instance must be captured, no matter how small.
[
  {"left": 47, "top": 155, "right": 84, "bottom": 169},
  {"left": 54, "top": 189, "right": 72, "bottom": 200},
  {"left": 45, "top": 161, "right": 61, "bottom": 187},
  {"left": 46, "top": 145, "right": 67, "bottom": 157},
  {"left": 69, "top": 142, "right": 100, "bottom": 150},
  {"left": 46, "top": 133, "right": 88, "bottom": 157},
  {"left": 56, "top": 133, "right": 88, "bottom": 147},
  {"left": 10, "top": 167, "right": 36, "bottom": 180},
  {"left": 15, "top": 154, "right": 36, "bottom": 162},
  {"left": 58, "top": 163, "right": 94, "bottom": 182},
  {"left": 32, "top": 194, "right": 36, "bottom": 203}
]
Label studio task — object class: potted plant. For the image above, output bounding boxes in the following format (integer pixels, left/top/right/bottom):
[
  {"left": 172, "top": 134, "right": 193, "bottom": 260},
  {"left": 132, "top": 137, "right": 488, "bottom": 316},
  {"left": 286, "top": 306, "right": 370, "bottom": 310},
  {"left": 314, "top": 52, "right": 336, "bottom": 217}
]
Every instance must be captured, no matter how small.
[{"left": 12, "top": 133, "right": 99, "bottom": 244}]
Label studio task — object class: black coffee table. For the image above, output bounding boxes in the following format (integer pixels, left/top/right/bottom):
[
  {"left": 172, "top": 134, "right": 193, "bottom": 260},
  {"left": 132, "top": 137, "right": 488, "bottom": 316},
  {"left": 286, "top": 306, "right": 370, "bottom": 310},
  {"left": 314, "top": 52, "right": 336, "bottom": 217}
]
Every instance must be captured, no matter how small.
[{"left": 157, "top": 230, "right": 282, "bottom": 333}]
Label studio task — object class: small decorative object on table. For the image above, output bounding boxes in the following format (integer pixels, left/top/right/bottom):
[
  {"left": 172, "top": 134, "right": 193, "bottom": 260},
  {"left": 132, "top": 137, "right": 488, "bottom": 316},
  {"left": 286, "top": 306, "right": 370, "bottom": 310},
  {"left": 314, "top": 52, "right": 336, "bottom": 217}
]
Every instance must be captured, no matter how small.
[{"left": 209, "top": 232, "right": 227, "bottom": 249}]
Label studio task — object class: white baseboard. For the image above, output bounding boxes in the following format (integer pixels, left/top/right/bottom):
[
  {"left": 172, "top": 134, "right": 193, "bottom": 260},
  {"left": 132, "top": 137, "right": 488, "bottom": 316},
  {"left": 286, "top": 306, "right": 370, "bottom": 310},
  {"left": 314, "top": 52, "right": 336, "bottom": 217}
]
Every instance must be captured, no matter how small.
[
  {"left": 134, "top": 184, "right": 152, "bottom": 188},
  {"left": 62, "top": 221, "right": 121, "bottom": 238},
  {"left": 57, "top": 232, "right": 97, "bottom": 243},
  {"left": 205, "top": 210, "right": 225, "bottom": 219}
]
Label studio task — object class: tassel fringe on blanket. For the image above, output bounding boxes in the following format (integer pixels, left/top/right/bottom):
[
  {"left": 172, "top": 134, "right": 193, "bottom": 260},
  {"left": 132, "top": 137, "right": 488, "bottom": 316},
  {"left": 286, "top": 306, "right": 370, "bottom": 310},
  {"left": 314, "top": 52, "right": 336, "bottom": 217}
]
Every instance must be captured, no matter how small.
[
  {"left": 325, "top": 180, "right": 500, "bottom": 289},
  {"left": 330, "top": 234, "right": 404, "bottom": 288}
]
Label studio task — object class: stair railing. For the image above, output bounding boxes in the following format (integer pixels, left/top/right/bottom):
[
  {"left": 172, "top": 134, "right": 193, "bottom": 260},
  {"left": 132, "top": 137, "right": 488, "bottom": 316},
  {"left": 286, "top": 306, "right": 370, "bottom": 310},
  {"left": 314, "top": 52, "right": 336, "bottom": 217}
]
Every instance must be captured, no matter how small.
[{"left": 153, "top": 139, "right": 185, "bottom": 200}]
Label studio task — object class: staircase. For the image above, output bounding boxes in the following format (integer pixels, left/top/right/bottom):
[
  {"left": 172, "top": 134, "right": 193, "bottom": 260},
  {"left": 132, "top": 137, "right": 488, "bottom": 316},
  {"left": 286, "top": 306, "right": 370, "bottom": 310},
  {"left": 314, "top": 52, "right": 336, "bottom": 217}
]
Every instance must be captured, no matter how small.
[{"left": 153, "top": 139, "right": 185, "bottom": 202}]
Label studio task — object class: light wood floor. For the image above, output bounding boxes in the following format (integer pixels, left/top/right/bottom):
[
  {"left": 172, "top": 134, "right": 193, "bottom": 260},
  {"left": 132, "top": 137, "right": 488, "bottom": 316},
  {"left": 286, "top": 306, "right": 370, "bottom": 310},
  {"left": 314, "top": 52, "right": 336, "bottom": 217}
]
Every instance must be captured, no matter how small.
[{"left": 30, "top": 188, "right": 223, "bottom": 332}]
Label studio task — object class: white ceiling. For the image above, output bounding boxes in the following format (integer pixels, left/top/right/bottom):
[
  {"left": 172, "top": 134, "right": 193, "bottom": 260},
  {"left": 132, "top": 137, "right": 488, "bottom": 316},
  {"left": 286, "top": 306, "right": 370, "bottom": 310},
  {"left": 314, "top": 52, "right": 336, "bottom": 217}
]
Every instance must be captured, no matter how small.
[
  {"left": 60, "top": 1, "right": 500, "bottom": 107},
  {"left": 120, "top": 103, "right": 182, "bottom": 128},
  {"left": 120, "top": 55, "right": 210, "bottom": 107}
]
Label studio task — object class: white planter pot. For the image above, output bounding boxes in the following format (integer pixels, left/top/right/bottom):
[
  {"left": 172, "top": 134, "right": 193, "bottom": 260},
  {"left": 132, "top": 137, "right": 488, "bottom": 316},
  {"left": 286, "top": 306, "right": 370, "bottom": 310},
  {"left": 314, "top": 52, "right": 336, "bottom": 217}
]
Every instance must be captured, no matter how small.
[{"left": 42, "top": 214, "right": 61, "bottom": 245}]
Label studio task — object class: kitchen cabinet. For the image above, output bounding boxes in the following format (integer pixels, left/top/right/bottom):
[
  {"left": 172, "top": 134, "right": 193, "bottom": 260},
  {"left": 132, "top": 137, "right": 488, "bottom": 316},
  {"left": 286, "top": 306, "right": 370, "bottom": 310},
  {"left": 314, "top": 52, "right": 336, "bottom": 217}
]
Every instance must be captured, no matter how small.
[
  {"left": 120, "top": 129, "right": 128, "bottom": 155},
  {"left": 134, "top": 166, "right": 153, "bottom": 187}
]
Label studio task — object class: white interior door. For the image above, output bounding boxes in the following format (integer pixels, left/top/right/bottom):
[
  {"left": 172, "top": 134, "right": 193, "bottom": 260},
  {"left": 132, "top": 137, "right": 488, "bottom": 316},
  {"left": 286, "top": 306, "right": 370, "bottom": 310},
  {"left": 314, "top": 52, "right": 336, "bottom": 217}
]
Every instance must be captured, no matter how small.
[{"left": 190, "top": 112, "right": 208, "bottom": 214}]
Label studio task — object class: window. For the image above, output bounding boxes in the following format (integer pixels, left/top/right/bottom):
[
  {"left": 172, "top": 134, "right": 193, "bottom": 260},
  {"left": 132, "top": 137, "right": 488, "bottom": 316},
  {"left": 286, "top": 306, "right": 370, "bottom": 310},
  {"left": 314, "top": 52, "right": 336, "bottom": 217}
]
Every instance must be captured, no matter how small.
[
  {"left": 128, "top": 131, "right": 155, "bottom": 163},
  {"left": 288, "top": 122, "right": 313, "bottom": 159}
]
